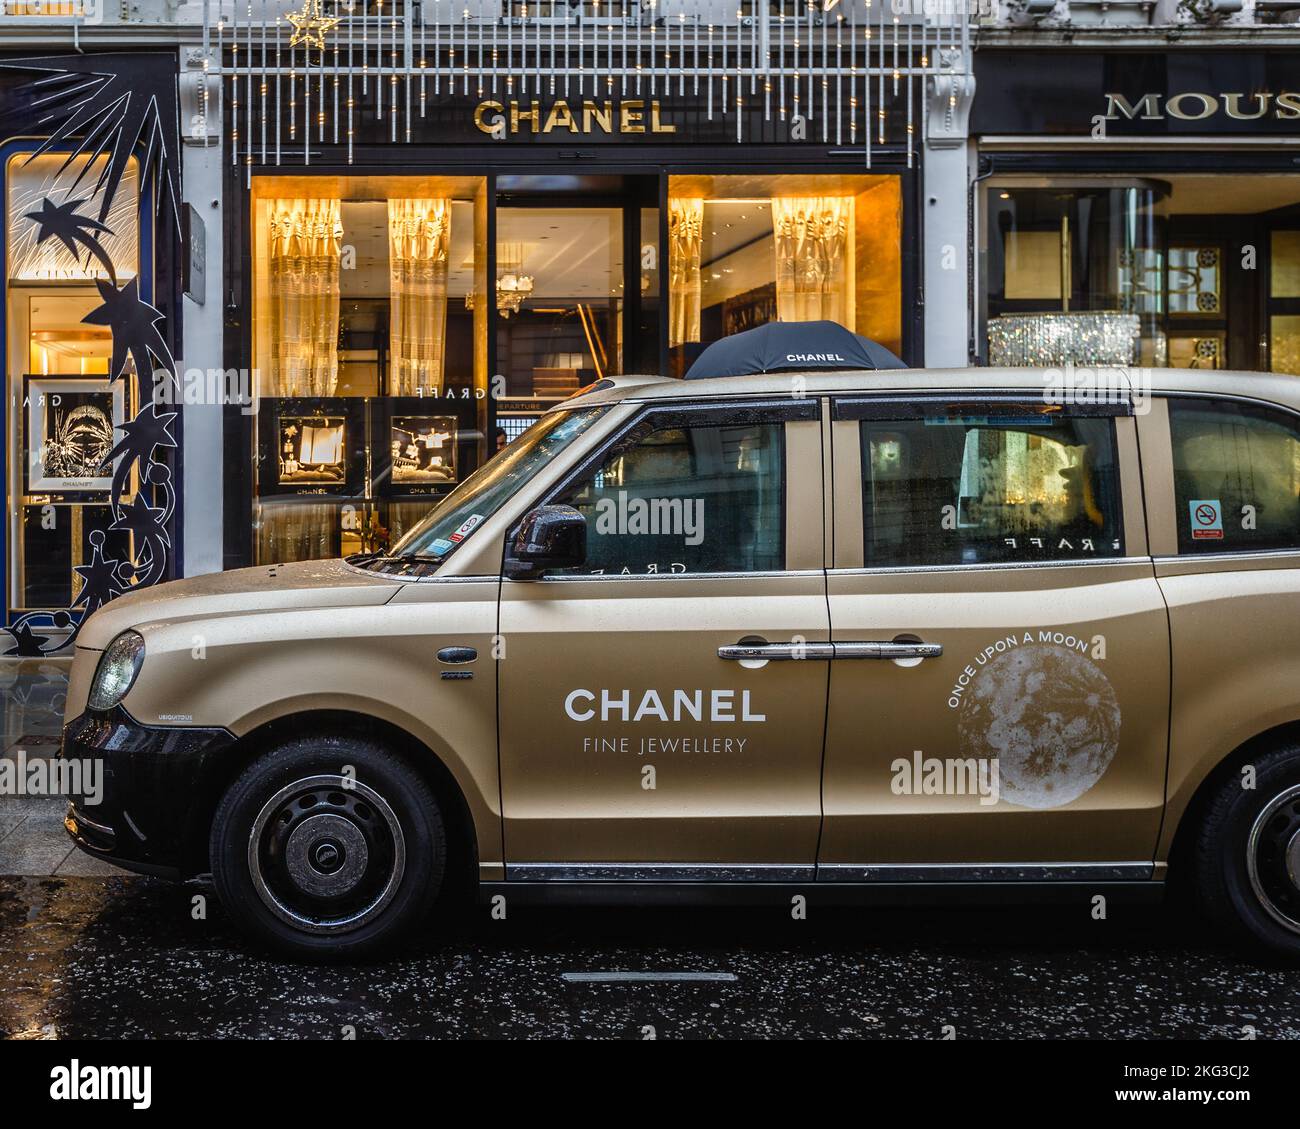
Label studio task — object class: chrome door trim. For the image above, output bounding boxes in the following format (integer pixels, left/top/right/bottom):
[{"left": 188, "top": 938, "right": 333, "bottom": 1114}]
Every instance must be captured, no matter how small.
[
  {"left": 542, "top": 568, "right": 826, "bottom": 583},
  {"left": 1153, "top": 549, "right": 1300, "bottom": 566},
  {"left": 828, "top": 557, "right": 1145, "bottom": 577},
  {"left": 717, "top": 641, "right": 942, "bottom": 661},
  {"left": 717, "top": 642, "right": 836, "bottom": 661},
  {"left": 833, "top": 641, "right": 942, "bottom": 660},
  {"left": 818, "top": 862, "right": 1155, "bottom": 882},
  {"left": 507, "top": 863, "right": 816, "bottom": 883}
]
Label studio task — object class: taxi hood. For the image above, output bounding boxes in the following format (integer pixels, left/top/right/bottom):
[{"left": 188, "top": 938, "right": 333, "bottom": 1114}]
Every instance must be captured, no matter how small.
[{"left": 74, "top": 559, "right": 399, "bottom": 651}]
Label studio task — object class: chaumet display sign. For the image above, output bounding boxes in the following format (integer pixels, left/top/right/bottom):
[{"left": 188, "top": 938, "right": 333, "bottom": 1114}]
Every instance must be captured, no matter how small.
[{"left": 972, "top": 51, "right": 1300, "bottom": 136}]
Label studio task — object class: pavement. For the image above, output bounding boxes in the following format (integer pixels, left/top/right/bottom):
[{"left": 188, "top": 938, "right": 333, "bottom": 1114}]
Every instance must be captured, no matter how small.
[
  {"left": 0, "top": 660, "right": 119, "bottom": 880},
  {"left": 2, "top": 658, "right": 1300, "bottom": 1040}
]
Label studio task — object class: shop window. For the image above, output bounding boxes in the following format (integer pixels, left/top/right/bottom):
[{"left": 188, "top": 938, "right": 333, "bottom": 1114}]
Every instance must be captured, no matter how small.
[
  {"left": 1169, "top": 397, "right": 1300, "bottom": 554},
  {"left": 983, "top": 183, "right": 1159, "bottom": 368},
  {"left": 667, "top": 174, "right": 903, "bottom": 377},
  {"left": 983, "top": 176, "right": 1300, "bottom": 372},
  {"left": 555, "top": 420, "right": 785, "bottom": 575},
  {"left": 5, "top": 153, "right": 139, "bottom": 615},
  {"left": 7, "top": 154, "right": 139, "bottom": 283},
  {"left": 250, "top": 175, "right": 489, "bottom": 564},
  {"left": 859, "top": 412, "right": 1123, "bottom": 567}
]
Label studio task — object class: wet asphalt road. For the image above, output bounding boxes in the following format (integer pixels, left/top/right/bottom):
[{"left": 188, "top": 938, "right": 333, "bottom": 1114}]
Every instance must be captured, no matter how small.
[{"left": 3, "top": 875, "right": 1300, "bottom": 1039}]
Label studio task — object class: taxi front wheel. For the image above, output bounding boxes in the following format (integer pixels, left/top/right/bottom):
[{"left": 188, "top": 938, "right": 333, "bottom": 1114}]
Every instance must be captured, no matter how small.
[
  {"left": 209, "top": 735, "right": 446, "bottom": 959},
  {"left": 1194, "top": 744, "right": 1300, "bottom": 958}
]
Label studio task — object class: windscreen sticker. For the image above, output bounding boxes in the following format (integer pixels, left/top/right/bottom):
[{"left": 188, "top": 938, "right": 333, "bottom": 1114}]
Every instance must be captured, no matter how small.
[
  {"left": 449, "top": 514, "right": 485, "bottom": 543},
  {"left": 429, "top": 538, "right": 455, "bottom": 555},
  {"left": 1189, "top": 499, "right": 1224, "bottom": 541}
]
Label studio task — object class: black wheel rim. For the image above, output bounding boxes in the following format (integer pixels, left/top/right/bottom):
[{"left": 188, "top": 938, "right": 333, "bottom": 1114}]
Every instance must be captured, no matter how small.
[
  {"left": 247, "top": 774, "right": 406, "bottom": 934},
  {"left": 1246, "top": 782, "right": 1300, "bottom": 937}
]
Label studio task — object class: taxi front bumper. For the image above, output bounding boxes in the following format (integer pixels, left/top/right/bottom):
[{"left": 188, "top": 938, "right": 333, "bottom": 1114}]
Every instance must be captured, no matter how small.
[{"left": 60, "top": 707, "right": 236, "bottom": 879}]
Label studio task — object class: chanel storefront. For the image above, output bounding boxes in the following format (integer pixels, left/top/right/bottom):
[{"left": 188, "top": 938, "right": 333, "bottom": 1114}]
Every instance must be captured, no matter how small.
[
  {"left": 214, "top": 1, "right": 962, "bottom": 569},
  {"left": 973, "top": 49, "right": 1300, "bottom": 375}
]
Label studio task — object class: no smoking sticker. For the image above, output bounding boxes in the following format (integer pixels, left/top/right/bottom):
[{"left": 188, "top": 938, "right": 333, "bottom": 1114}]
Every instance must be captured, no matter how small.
[{"left": 1190, "top": 498, "right": 1224, "bottom": 540}]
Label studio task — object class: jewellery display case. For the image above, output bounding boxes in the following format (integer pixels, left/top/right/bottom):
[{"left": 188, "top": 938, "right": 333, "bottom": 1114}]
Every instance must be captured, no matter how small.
[
  {"left": 22, "top": 374, "right": 125, "bottom": 502},
  {"left": 256, "top": 397, "right": 367, "bottom": 498},
  {"left": 371, "top": 395, "right": 480, "bottom": 500}
]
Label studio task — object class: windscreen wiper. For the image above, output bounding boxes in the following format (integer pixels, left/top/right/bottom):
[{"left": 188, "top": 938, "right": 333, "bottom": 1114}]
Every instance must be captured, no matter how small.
[{"left": 347, "top": 551, "right": 446, "bottom": 571}]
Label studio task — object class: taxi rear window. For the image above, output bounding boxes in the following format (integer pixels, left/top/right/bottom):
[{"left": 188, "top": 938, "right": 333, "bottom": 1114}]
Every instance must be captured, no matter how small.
[
  {"left": 858, "top": 409, "right": 1124, "bottom": 567},
  {"left": 1169, "top": 397, "right": 1300, "bottom": 554}
]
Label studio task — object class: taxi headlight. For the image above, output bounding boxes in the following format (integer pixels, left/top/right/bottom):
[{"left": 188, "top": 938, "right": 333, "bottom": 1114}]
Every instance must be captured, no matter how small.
[{"left": 88, "top": 630, "right": 146, "bottom": 712}]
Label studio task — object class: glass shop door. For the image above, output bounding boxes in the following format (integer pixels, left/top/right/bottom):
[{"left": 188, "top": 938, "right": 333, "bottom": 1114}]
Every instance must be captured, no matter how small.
[{"left": 493, "top": 175, "right": 660, "bottom": 440}]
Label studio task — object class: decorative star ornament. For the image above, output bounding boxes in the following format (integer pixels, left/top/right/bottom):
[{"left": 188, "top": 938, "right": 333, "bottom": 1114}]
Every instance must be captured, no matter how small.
[
  {"left": 287, "top": 0, "right": 340, "bottom": 51},
  {"left": 23, "top": 197, "right": 116, "bottom": 281},
  {"left": 111, "top": 494, "right": 172, "bottom": 549},
  {"left": 4, "top": 620, "right": 51, "bottom": 658}
]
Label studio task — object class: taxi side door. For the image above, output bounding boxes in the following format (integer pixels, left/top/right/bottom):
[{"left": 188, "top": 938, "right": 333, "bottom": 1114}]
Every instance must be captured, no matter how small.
[
  {"left": 818, "top": 392, "right": 1172, "bottom": 880},
  {"left": 497, "top": 396, "right": 830, "bottom": 879}
]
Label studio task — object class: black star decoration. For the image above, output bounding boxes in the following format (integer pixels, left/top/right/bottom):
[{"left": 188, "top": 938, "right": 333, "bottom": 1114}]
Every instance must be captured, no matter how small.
[
  {"left": 4, "top": 621, "right": 51, "bottom": 657},
  {"left": 103, "top": 402, "right": 177, "bottom": 498},
  {"left": 82, "top": 276, "right": 176, "bottom": 389},
  {"left": 110, "top": 494, "right": 171, "bottom": 549},
  {"left": 71, "top": 542, "right": 124, "bottom": 615},
  {"left": 23, "top": 196, "right": 116, "bottom": 281}
]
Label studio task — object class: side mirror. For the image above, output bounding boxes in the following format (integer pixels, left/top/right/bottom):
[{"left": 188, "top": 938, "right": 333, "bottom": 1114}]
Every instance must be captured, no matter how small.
[{"left": 504, "top": 504, "right": 587, "bottom": 580}]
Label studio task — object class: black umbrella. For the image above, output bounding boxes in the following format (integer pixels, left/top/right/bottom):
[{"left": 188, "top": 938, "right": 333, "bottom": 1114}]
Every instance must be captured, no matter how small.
[{"left": 684, "top": 320, "right": 907, "bottom": 380}]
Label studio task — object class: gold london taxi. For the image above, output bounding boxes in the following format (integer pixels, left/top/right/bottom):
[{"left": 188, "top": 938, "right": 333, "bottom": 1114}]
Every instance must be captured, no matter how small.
[{"left": 59, "top": 325, "right": 1300, "bottom": 958}]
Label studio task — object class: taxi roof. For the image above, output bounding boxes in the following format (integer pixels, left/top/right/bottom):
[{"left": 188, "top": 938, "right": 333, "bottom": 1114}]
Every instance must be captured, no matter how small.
[{"left": 558, "top": 367, "right": 1300, "bottom": 414}]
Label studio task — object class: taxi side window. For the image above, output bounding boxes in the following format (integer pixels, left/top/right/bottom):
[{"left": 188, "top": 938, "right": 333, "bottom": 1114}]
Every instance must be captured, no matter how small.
[
  {"left": 555, "top": 420, "right": 784, "bottom": 575},
  {"left": 1168, "top": 397, "right": 1300, "bottom": 554},
  {"left": 859, "top": 412, "right": 1124, "bottom": 567}
]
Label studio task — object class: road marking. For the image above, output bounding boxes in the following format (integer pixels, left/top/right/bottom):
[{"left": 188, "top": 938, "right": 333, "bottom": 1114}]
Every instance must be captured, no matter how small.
[{"left": 561, "top": 971, "right": 738, "bottom": 983}]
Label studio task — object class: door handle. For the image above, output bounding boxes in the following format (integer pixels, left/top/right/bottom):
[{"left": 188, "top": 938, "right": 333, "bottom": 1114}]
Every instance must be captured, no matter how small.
[
  {"left": 832, "top": 641, "right": 943, "bottom": 660},
  {"left": 717, "top": 642, "right": 836, "bottom": 661}
]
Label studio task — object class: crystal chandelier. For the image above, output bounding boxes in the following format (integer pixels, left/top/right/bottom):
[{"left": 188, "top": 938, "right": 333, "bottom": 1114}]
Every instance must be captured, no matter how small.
[
  {"left": 466, "top": 243, "right": 534, "bottom": 318},
  {"left": 494, "top": 270, "right": 534, "bottom": 317}
]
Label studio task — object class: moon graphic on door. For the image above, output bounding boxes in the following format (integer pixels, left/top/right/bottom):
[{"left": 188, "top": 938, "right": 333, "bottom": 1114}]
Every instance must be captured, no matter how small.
[{"left": 957, "top": 644, "right": 1121, "bottom": 809}]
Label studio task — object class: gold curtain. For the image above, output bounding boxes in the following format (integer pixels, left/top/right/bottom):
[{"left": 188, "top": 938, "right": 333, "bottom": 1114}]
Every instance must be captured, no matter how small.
[
  {"left": 772, "top": 196, "right": 853, "bottom": 327},
  {"left": 668, "top": 197, "right": 703, "bottom": 348},
  {"left": 388, "top": 501, "right": 437, "bottom": 543},
  {"left": 256, "top": 503, "right": 336, "bottom": 564},
  {"left": 267, "top": 199, "right": 343, "bottom": 397},
  {"left": 388, "top": 198, "right": 451, "bottom": 395}
]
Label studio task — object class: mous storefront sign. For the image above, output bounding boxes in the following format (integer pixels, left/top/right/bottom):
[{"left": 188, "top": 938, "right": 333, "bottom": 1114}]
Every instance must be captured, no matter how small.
[{"left": 972, "top": 50, "right": 1300, "bottom": 137}]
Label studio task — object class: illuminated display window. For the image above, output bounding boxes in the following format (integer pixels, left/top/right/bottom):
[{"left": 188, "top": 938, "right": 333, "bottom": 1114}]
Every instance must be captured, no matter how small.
[
  {"left": 667, "top": 173, "right": 903, "bottom": 378},
  {"left": 5, "top": 151, "right": 140, "bottom": 614},
  {"left": 249, "top": 175, "right": 490, "bottom": 564}
]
